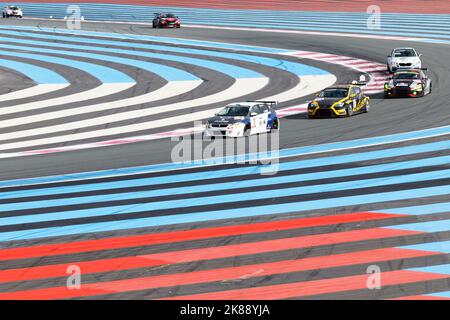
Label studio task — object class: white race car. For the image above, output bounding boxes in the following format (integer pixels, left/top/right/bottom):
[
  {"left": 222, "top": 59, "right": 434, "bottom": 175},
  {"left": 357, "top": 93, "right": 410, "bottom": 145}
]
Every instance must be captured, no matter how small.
[
  {"left": 2, "top": 5, "right": 23, "bottom": 18},
  {"left": 387, "top": 48, "right": 422, "bottom": 73},
  {"left": 204, "top": 101, "right": 279, "bottom": 138}
]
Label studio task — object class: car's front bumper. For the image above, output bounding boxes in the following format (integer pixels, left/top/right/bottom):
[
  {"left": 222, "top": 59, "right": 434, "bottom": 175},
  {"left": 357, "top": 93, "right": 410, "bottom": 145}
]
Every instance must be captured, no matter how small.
[
  {"left": 308, "top": 107, "right": 347, "bottom": 117},
  {"left": 389, "top": 65, "right": 421, "bottom": 72},
  {"left": 384, "top": 87, "right": 423, "bottom": 97},
  {"left": 5, "top": 12, "right": 22, "bottom": 16},
  {"left": 204, "top": 126, "right": 245, "bottom": 137},
  {"left": 160, "top": 23, "right": 180, "bottom": 28}
]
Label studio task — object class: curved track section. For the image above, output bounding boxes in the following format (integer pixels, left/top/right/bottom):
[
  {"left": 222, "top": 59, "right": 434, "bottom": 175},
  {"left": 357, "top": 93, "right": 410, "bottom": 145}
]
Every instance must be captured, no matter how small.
[
  {"left": 0, "top": 19, "right": 449, "bottom": 300},
  {"left": 0, "top": 24, "right": 342, "bottom": 157}
]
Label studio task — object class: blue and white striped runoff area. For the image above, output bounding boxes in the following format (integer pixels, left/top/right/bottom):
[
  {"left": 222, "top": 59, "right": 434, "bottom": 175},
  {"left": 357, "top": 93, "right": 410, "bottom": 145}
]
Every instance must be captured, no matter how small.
[{"left": 0, "top": 24, "right": 339, "bottom": 157}]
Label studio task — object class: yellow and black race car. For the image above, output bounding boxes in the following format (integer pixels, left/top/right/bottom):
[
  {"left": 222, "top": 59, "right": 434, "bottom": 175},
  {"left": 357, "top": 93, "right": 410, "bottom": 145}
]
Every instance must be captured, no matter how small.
[{"left": 307, "top": 84, "right": 370, "bottom": 118}]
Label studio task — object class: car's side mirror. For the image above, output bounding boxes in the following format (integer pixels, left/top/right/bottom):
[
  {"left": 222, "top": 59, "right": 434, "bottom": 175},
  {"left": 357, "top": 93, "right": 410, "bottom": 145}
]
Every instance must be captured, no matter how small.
[
  {"left": 419, "top": 53, "right": 423, "bottom": 57},
  {"left": 250, "top": 112, "right": 258, "bottom": 117}
]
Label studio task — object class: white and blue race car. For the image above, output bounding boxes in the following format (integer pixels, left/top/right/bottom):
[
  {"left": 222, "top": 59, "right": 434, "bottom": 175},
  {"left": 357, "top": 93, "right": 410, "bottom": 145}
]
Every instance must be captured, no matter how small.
[{"left": 204, "top": 101, "right": 279, "bottom": 138}]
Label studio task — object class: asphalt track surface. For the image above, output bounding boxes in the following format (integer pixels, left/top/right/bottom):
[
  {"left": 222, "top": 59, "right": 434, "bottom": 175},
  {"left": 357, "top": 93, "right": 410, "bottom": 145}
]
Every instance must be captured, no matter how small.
[{"left": 0, "top": 18, "right": 449, "bottom": 300}]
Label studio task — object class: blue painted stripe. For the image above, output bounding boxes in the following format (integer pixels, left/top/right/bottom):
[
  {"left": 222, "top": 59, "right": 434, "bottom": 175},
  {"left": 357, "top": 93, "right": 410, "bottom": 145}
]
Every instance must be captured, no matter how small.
[
  {"left": 1, "top": 134, "right": 450, "bottom": 188},
  {"left": 425, "top": 291, "right": 450, "bottom": 298},
  {"left": 4, "top": 3, "right": 450, "bottom": 41},
  {"left": 0, "top": 58, "right": 68, "bottom": 84},
  {"left": 1, "top": 167, "right": 450, "bottom": 217},
  {"left": 2, "top": 152, "right": 450, "bottom": 202},
  {"left": 0, "top": 25, "right": 292, "bottom": 54},
  {"left": 0, "top": 49, "right": 132, "bottom": 84},
  {"left": 0, "top": 184, "right": 449, "bottom": 242},
  {"left": 0, "top": 40, "right": 260, "bottom": 80},
  {"left": 409, "top": 264, "right": 450, "bottom": 275},
  {"left": 400, "top": 240, "right": 450, "bottom": 254},
  {"left": 379, "top": 202, "right": 450, "bottom": 216},
  {"left": 0, "top": 29, "right": 328, "bottom": 76},
  {"left": 0, "top": 43, "right": 201, "bottom": 81},
  {"left": 389, "top": 219, "right": 450, "bottom": 233}
]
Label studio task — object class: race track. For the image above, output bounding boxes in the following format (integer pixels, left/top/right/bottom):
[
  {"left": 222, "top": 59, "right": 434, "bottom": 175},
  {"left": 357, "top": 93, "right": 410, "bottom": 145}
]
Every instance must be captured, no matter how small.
[{"left": 0, "top": 17, "right": 449, "bottom": 300}]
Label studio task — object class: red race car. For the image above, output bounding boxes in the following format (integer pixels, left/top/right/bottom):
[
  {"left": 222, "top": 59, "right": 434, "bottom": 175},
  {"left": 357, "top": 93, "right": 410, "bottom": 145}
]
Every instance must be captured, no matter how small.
[{"left": 152, "top": 13, "right": 181, "bottom": 28}]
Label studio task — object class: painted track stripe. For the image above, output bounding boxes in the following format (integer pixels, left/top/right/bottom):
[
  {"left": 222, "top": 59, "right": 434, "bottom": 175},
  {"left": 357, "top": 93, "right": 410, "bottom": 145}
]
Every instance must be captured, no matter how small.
[
  {"left": 0, "top": 247, "right": 436, "bottom": 298},
  {"left": 0, "top": 83, "right": 136, "bottom": 117},
  {"left": 0, "top": 80, "right": 202, "bottom": 123},
  {"left": 0, "top": 228, "right": 419, "bottom": 286},
  {"left": 0, "top": 84, "right": 69, "bottom": 102},
  {"left": 2, "top": 128, "right": 450, "bottom": 187},
  {"left": 0, "top": 42, "right": 255, "bottom": 80},
  {"left": 0, "top": 183, "right": 447, "bottom": 242},
  {"left": 162, "top": 270, "right": 449, "bottom": 300},
  {"left": 0, "top": 30, "right": 328, "bottom": 77},
  {"left": 389, "top": 219, "right": 450, "bottom": 233},
  {"left": 0, "top": 212, "right": 401, "bottom": 261},
  {"left": 409, "top": 264, "right": 450, "bottom": 275},
  {"left": 377, "top": 202, "right": 450, "bottom": 216},
  {"left": 1, "top": 168, "right": 449, "bottom": 222},
  {"left": 3, "top": 152, "right": 450, "bottom": 201},
  {"left": 426, "top": 291, "right": 450, "bottom": 298},
  {"left": 0, "top": 77, "right": 272, "bottom": 151},
  {"left": 390, "top": 294, "right": 450, "bottom": 300},
  {"left": 0, "top": 75, "right": 332, "bottom": 153},
  {"left": 0, "top": 58, "right": 68, "bottom": 84},
  {"left": 399, "top": 240, "right": 450, "bottom": 254},
  {"left": 0, "top": 49, "right": 133, "bottom": 84}
]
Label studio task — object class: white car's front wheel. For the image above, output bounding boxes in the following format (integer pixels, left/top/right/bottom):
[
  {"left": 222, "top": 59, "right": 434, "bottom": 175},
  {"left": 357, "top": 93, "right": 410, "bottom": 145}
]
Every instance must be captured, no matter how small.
[
  {"left": 243, "top": 124, "right": 251, "bottom": 137},
  {"left": 269, "top": 118, "right": 279, "bottom": 133}
]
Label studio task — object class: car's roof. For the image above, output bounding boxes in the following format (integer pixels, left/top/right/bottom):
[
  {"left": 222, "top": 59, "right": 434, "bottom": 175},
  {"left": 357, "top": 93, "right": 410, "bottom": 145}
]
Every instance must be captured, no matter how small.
[
  {"left": 393, "top": 47, "right": 416, "bottom": 51},
  {"left": 323, "top": 85, "right": 353, "bottom": 90},
  {"left": 225, "top": 102, "right": 258, "bottom": 107}
]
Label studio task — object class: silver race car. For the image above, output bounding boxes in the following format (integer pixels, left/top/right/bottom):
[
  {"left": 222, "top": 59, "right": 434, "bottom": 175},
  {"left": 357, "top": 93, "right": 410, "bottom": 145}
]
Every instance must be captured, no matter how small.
[
  {"left": 387, "top": 48, "right": 422, "bottom": 73},
  {"left": 2, "top": 5, "right": 23, "bottom": 18}
]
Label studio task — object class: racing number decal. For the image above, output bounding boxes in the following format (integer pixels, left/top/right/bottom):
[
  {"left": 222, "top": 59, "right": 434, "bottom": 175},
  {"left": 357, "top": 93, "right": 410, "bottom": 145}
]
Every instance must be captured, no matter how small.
[{"left": 251, "top": 113, "right": 268, "bottom": 132}]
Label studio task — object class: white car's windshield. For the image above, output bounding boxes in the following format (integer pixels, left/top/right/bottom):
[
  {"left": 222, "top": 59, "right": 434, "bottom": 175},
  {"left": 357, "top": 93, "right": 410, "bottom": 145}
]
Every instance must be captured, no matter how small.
[
  {"left": 393, "top": 49, "right": 416, "bottom": 57},
  {"left": 9, "top": 6, "right": 19, "bottom": 10},
  {"left": 217, "top": 105, "right": 249, "bottom": 116}
]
